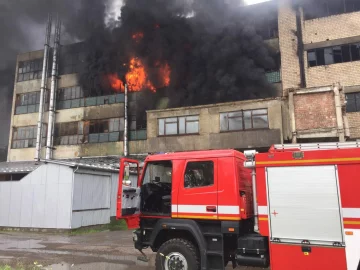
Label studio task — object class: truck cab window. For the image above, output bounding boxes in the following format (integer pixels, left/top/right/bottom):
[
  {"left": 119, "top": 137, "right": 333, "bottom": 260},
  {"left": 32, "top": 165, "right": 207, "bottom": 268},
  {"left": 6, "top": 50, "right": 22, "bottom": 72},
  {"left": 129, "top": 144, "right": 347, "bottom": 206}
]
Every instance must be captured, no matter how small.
[
  {"left": 184, "top": 161, "right": 214, "bottom": 188},
  {"left": 141, "top": 161, "right": 172, "bottom": 215}
]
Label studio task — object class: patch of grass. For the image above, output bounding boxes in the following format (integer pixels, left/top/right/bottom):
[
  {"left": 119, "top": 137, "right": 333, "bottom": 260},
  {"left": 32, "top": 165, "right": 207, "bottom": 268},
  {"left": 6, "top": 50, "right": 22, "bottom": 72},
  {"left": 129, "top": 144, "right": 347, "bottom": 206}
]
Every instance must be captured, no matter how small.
[
  {"left": 69, "top": 219, "right": 127, "bottom": 236},
  {"left": 0, "top": 266, "right": 12, "bottom": 270}
]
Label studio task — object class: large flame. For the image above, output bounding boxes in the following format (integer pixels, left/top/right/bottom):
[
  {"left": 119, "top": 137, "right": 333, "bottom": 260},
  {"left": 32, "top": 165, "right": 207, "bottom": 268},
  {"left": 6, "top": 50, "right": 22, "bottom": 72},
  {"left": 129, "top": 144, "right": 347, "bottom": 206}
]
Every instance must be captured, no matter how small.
[{"left": 107, "top": 57, "right": 171, "bottom": 93}]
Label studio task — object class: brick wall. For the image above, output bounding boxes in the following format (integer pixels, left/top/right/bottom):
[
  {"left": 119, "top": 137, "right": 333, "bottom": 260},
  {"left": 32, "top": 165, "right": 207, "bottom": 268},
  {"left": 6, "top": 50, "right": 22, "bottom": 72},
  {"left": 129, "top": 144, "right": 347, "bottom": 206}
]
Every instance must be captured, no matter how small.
[
  {"left": 305, "top": 61, "right": 360, "bottom": 88},
  {"left": 347, "top": 112, "right": 360, "bottom": 139},
  {"left": 303, "top": 11, "right": 360, "bottom": 44},
  {"left": 278, "top": 0, "right": 302, "bottom": 93},
  {"left": 294, "top": 91, "right": 337, "bottom": 131}
]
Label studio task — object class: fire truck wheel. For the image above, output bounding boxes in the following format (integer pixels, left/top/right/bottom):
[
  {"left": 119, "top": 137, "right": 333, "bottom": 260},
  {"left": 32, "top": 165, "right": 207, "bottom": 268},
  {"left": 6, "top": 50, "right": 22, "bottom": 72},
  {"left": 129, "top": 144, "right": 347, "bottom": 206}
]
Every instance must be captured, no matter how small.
[{"left": 155, "top": 238, "right": 200, "bottom": 270}]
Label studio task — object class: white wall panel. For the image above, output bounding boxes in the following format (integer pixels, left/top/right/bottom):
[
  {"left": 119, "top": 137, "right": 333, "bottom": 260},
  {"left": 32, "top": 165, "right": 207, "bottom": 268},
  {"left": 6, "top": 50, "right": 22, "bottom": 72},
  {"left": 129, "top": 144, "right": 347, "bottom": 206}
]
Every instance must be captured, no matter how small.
[
  {"left": 110, "top": 173, "right": 119, "bottom": 216},
  {"left": 31, "top": 185, "right": 46, "bottom": 228},
  {"left": 8, "top": 182, "right": 22, "bottom": 227},
  {"left": 44, "top": 183, "right": 59, "bottom": 228},
  {"left": 19, "top": 183, "right": 34, "bottom": 228},
  {"left": 0, "top": 183, "right": 11, "bottom": 226},
  {"left": 56, "top": 183, "right": 72, "bottom": 229},
  {"left": 73, "top": 173, "right": 110, "bottom": 211}
]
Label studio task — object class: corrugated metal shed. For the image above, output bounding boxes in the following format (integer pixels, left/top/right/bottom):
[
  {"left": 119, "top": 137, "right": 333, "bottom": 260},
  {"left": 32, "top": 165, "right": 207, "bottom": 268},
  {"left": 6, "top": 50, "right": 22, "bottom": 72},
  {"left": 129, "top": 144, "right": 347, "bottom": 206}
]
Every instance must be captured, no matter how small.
[{"left": 0, "top": 160, "right": 123, "bottom": 230}]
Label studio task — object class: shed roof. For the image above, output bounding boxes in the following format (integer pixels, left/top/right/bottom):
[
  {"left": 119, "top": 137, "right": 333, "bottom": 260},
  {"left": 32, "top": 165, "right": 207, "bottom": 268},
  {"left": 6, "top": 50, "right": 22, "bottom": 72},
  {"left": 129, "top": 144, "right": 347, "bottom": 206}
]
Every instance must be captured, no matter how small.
[{"left": 0, "top": 161, "right": 42, "bottom": 174}]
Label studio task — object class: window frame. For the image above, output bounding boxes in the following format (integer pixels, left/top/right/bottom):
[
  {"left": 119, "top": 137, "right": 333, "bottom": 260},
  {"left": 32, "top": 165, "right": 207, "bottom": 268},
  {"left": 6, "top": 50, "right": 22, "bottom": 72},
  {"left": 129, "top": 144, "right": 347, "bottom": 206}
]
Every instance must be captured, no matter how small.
[
  {"left": 303, "top": 0, "right": 360, "bottom": 20},
  {"left": 220, "top": 109, "right": 269, "bottom": 132},
  {"left": 346, "top": 92, "right": 360, "bottom": 113},
  {"left": 12, "top": 125, "right": 47, "bottom": 149},
  {"left": 184, "top": 161, "right": 215, "bottom": 189},
  {"left": 158, "top": 115, "right": 200, "bottom": 137},
  {"left": 17, "top": 59, "right": 43, "bottom": 82},
  {"left": 307, "top": 43, "right": 360, "bottom": 67}
]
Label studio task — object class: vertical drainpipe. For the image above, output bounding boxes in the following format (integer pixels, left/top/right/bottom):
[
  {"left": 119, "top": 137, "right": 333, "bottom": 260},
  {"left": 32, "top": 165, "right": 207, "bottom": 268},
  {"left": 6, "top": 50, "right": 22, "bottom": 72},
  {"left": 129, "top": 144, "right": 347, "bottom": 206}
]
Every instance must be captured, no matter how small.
[
  {"left": 288, "top": 89, "right": 297, "bottom": 143},
  {"left": 124, "top": 84, "right": 129, "bottom": 157},
  {"left": 334, "top": 84, "right": 345, "bottom": 142},
  {"left": 295, "top": 6, "right": 306, "bottom": 88},
  {"left": 46, "top": 16, "right": 61, "bottom": 160},
  {"left": 35, "top": 14, "right": 52, "bottom": 161}
]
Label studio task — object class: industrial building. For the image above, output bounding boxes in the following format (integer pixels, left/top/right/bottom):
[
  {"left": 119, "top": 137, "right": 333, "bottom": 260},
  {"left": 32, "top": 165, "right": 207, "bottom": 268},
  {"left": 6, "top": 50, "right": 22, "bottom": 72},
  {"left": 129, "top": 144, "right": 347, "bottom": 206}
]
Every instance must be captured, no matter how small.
[
  {"left": 7, "top": 0, "right": 360, "bottom": 163},
  {"left": 1, "top": 0, "right": 360, "bottom": 230}
]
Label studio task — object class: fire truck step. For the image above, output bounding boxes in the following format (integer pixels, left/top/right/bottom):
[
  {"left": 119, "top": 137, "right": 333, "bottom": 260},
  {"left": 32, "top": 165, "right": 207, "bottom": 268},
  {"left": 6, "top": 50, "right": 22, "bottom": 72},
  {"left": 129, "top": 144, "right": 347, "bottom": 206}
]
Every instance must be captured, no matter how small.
[
  {"left": 206, "top": 251, "right": 223, "bottom": 257},
  {"left": 203, "top": 232, "right": 223, "bottom": 237}
]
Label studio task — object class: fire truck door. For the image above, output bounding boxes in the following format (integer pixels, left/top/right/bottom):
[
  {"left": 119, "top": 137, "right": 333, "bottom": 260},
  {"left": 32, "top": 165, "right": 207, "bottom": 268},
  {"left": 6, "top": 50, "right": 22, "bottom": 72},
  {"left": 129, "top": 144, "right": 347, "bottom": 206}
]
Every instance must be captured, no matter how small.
[
  {"left": 266, "top": 165, "right": 344, "bottom": 244},
  {"left": 175, "top": 158, "right": 218, "bottom": 220},
  {"left": 116, "top": 158, "right": 140, "bottom": 229},
  {"left": 266, "top": 165, "right": 347, "bottom": 270}
]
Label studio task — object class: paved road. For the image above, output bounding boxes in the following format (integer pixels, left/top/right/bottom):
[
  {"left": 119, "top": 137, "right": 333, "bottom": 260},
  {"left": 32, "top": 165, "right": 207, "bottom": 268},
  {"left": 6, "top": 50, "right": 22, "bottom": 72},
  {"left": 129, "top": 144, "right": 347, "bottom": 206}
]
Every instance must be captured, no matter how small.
[{"left": 0, "top": 230, "right": 263, "bottom": 269}]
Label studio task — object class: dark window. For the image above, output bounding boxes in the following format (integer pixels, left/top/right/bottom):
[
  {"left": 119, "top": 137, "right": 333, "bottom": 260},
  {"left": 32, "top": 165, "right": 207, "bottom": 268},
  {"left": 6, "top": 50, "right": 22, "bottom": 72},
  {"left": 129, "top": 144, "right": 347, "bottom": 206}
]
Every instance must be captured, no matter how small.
[
  {"left": 184, "top": 161, "right": 214, "bottom": 188},
  {"left": 88, "top": 118, "right": 124, "bottom": 143},
  {"left": 56, "top": 86, "right": 125, "bottom": 110},
  {"left": 346, "top": 92, "right": 360, "bottom": 112},
  {"left": 303, "top": 0, "right": 360, "bottom": 20},
  {"left": 345, "top": 0, "right": 360, "bottom": 12},
  {"left": 308, "top": 43, "right": 360, "bottom": 67},
  {"left": 220, "top": 109, "right": 269, "bottom": 132},
  {"left": 0, "top": 173, "right": 28, "bottom": 182},
  {"left": 17, "top": 59, "right": 43, "bottom": 82},
  {"left": 54, "top": 122, "right": 85, "bottom": 146},
  {"left": 59, "top": 43, "right": 85, "bottom": 75},
  {"left": 12, "top": 125, "right": 47, "bottom": 149},
  {"left": 158, "top": 116, "right": 199, "bottom": 136}
]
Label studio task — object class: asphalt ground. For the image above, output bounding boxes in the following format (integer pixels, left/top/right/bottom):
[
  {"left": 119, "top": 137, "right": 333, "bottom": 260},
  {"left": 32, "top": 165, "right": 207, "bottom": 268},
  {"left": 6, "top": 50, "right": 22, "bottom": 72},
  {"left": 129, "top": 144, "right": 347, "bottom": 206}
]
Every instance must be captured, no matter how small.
[{"left": 0, "top": 230, "right": 264, "bottom": 270}]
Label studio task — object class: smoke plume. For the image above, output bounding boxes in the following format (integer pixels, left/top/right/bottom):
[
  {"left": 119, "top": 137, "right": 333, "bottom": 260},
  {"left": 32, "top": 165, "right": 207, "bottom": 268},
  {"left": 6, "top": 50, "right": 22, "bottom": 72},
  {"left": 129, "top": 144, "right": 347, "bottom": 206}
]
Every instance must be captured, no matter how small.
[
  {"left": 80, "top": 0, "right": 278, "bottom": 125},
  {"left": 0, "top": 0, "right": 108, "bottom": 149},
  {"left": 0, "top": 0, "right": 277, "bottom": 149}
]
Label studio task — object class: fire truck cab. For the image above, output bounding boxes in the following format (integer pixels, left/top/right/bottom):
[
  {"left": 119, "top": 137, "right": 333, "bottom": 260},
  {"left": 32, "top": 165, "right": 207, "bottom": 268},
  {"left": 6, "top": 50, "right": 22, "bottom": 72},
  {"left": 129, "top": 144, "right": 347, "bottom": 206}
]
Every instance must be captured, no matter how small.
[{"left": 117, "top": 143, "right": 360, "bottom": 270}]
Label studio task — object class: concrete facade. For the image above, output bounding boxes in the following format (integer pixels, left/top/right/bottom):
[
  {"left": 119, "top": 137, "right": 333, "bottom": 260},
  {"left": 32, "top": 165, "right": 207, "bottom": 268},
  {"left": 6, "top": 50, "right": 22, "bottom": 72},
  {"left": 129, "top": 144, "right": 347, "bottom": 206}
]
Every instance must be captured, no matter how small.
[{"left": 147, "top": 98, "right": 285, "bottom": 152}]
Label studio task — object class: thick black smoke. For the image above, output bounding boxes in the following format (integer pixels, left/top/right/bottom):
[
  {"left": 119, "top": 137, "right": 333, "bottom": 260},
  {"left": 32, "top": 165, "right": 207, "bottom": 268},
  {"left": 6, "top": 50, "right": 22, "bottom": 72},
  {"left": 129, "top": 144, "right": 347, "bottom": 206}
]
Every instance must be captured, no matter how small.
[
  {"left": 0, "top": 0, "right": 107, "bottom": 151},
  {"left": 80, "top": 0, "right": 278, "bottom": 125}
]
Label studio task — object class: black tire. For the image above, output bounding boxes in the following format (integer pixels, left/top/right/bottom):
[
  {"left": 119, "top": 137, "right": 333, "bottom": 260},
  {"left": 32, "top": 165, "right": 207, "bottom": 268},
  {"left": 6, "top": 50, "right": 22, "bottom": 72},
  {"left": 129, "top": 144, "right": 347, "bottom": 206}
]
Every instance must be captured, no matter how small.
[{"left": 155, "top": 238, "right": 200, "bottom": 270}]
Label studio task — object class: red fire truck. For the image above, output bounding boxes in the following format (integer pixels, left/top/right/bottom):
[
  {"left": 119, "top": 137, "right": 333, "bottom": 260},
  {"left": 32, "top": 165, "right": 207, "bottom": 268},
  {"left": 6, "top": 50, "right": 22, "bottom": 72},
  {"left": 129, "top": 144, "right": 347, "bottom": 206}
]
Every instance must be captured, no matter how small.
[{"left": 117, "top": 142, "right": 360, "bottom": 270}]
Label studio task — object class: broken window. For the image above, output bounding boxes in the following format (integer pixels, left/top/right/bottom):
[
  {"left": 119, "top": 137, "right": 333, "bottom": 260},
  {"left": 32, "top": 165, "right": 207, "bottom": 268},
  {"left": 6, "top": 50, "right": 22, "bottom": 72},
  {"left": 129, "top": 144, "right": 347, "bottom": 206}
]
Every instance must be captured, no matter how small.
[
  {"left": 54, "top": 122, "right": 84, "bottom": 146},
  {"left": 184, "top": 161, "right": 214, "bottom": 188},
  {"left": 308, "top": 43, "right": 360, "bottom": 67},
  {"left": 12, "top": 125, "right": 47, "bottom": 149},
  {"left": 303, "top": 0, "right": 350, "bottom": 20},
  {"left": 158, "top": 116, "right": 199, "bottom": 136},
  {"left": 88, "top": 118, "right": 124, "bottom": 143},
  {"left": 220, "top": 109, "right": 269, "bottom": 132},
  {"left": 346, "top": 92, "right": 360, "bottom": 113},
  {"left": 17, "top": 59, "right": 43, "bottom": 82}
]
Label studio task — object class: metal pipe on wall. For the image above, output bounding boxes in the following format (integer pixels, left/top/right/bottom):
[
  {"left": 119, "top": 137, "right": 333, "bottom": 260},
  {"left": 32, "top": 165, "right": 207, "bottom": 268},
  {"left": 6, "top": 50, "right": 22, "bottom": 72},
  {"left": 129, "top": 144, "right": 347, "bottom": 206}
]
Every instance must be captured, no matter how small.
[
  {"left": 124, "top": 84, "right": 129, "bottom": 157},
  {"left": 46, "top": 16, "right": 61, "bottom": 160},
  {"left": 35, "top": 14, "right": 52, "bottom": 161}
]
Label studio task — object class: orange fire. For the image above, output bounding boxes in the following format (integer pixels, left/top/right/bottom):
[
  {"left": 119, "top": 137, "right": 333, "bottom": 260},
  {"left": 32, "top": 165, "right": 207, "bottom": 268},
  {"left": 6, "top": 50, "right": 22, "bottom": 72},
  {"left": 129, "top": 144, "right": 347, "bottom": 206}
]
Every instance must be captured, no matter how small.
[
  {"left": 107, "top": 57, "right": 171, "bottom": 93},
  {"left": 159, "top": 63, "right": 171, "bottom": 87},
  {"left": 108, "top": 74, "right": 125, "bottom": 92}
]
